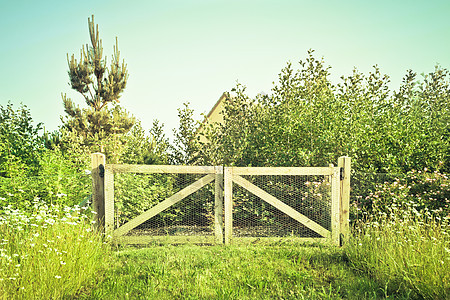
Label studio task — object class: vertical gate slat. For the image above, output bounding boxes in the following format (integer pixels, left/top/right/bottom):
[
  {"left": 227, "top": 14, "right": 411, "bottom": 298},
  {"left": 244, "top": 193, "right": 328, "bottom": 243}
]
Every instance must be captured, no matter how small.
[{"left": 214, "top": 166, "right": 224, "bottom": 244}]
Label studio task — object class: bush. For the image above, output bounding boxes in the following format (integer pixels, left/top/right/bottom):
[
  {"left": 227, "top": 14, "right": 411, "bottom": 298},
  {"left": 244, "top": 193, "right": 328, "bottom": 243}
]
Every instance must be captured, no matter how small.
[
  {"left": 0, "top": 102, "right": 44, "bottom": 178},
  {"left": 362, "top": 169, "right": 450, "bottom": 218},
  {"left": 0, "top": 149, "right": 91, "bottom": 211}
]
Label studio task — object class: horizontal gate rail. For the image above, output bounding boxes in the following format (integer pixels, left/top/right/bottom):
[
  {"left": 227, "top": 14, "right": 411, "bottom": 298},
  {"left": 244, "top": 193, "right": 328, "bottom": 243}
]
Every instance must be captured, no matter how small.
[
  {"left": 107, "top": 164, "right": 216, "bottom": 174},
  {"left": 230, "top": 166, "right": 335, "bottom": 176}
]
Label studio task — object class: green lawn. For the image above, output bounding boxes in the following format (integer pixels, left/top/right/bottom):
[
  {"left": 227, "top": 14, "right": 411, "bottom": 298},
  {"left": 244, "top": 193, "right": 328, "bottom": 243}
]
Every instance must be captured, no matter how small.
[{"left": 80, "top": 242, "right": 398, "bottom": 300}]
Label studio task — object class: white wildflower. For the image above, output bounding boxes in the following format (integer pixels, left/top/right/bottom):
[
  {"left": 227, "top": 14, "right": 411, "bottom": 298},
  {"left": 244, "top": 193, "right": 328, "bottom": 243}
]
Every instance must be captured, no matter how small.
[{"left": 45, "top": 218, "right": 55, "bottom": 225}]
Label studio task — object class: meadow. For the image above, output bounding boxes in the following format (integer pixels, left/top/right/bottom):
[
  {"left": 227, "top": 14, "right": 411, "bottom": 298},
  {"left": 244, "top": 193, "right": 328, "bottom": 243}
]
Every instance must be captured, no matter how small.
[{"left": 1, "top": 193, "right": 448, "bottom": 299}]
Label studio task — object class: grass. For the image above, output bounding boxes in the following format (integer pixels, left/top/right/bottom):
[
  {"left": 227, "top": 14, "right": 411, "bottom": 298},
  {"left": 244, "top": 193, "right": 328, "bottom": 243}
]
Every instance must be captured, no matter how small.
[
  {"left": 344, "top": 203, "right": 450, "bottom": 299},
  {"left": 0, "top": 199, "right": 112, "bottom": 299},
  {"left": 80, "top": 242, "right": 391, "bottom": 299},
  {"left": 80, "top": 203, "right": 449, "bottom": 299},
  {"left": 1, "top": 194, "right": 448, "bottom": 299}
]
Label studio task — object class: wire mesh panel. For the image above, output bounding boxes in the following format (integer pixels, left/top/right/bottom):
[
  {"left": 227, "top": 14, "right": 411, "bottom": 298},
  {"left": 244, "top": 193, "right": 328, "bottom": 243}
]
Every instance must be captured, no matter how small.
[
  {"left": 231, "top": 174, "right": 332, "bottom": 238},
  {"left": 104, "top": 165, "right": 218, "bottom": 243}
]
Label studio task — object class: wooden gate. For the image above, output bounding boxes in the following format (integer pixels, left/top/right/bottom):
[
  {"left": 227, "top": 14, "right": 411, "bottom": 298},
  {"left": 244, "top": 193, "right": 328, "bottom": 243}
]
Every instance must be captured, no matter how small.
[
  {"left": 92, "top": 157, "right": 224, "bottom": 245},
  {"left": 91, "top": 154, "right": 350, "bottom": 246},
  {"left": 223, "top": 164, "right": 347, "bottom": 245}
]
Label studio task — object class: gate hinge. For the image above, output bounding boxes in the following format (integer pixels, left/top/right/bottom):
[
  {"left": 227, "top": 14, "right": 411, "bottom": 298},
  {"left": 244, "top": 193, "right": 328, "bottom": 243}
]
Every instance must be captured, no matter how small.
[
  {"left": 340, "top": 167, "right": 344, "bottom": 181},
  {"left": 99, "top": 164, "right": 105, "bottom": 178}
]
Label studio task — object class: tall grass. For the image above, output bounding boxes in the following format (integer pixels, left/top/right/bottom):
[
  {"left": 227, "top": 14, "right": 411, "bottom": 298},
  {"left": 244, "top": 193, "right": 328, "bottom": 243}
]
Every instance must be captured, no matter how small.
[
  {"left": 0, "top": 198, "right": 112, "bottom": 299},
  {"left": 344, "top": 202, "right": 450, "bottom": 299}
]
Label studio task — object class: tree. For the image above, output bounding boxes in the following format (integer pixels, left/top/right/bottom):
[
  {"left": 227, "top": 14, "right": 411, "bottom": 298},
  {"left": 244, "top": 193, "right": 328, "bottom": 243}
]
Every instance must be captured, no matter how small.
[
  {"left": 61, "top": 15, "right": 134, "bottom": 158},
  {"left": 120, "top": 120, "right": 170, "bottom": 165},
  {"left": 171, "top": 103, "right": 201, "bottom": 165}
]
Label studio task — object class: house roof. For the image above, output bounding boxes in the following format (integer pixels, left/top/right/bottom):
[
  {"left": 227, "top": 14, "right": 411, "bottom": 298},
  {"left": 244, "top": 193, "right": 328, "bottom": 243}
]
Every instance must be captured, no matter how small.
[
  {"left": 205, "top": 92, "right": 227, "bottom": 120},
  {"left": 195, "top": 92, "right": 229, "bottom": 141}
]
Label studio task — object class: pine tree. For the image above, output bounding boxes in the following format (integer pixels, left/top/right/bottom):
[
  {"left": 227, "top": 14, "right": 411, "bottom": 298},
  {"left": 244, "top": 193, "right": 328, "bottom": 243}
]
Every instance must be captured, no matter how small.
[{"left": 61, "top": 15, "right": 134, "bottom": 156}]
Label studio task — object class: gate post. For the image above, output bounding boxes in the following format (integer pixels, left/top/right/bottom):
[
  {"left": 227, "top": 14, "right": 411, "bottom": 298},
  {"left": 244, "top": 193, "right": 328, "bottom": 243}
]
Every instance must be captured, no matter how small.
[
  {"left": 91, "top": 153, "right": 106, "bottom": 230},
  {"left": 104, "top": 165, "right": 114, "bottom": 236},
  {"left": 330, "top": 165, "right": 341, "bottom": 246},
  {"left": 338, "top": 156, "right": 351, "bottom": 245},
  {"left": 224, "top": 167, "right": 233, "bottom": 245},
  {"left": 214, "top": 166, "right": 224, "bottom": 244}
]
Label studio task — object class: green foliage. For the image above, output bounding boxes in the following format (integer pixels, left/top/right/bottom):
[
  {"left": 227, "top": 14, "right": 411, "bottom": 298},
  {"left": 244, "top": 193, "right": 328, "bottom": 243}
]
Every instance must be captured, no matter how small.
[
  {"left": 61, "top": 95, "right": 135, "bottom": 162},
  {"left": 66, "top": 15, "right": 128, "bottom": 111},
  {"left": 114, "top": 173, "right": 176, "bottom": 226},
  {"left": 0, "top": 102, "right": 44, "bottom": 177},
  {"left": 0, "top": 149, "right": 91, "bottom": 211},
  {"left": 170, "top": 102, "right": 200, "bottom": 165},
  {"left": 195, "top": 50, "right": 450, "bottom": 215},
  {"left": 36, "top": 148, "right": 91, "bottom": 206},
  {"left": 0, "top": 103, "right": 91, "bottom": 211},
  {"left": 120, "top": 120, "right": 169, "bottom": 165},
  {"left": 199, "top": 50, "right": 450, "bottom": 175},
  {"left": 362, "top": 168, "right": 450, "bottom": 218}
]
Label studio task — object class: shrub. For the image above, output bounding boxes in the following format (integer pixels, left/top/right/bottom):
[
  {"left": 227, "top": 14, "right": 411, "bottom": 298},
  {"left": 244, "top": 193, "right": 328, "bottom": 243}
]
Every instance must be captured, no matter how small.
[
  {"left": 363, "top": 169, "right": 450, "bottom": 218},
  {"left": 0, "top": 149, "right": 91, "bottom": 212}
]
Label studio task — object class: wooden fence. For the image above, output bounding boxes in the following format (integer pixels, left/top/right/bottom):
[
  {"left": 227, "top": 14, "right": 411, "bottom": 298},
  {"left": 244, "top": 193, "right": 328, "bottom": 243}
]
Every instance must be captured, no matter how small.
[{"left": 91, "top": 153, "right": 350, "bottom": 246}]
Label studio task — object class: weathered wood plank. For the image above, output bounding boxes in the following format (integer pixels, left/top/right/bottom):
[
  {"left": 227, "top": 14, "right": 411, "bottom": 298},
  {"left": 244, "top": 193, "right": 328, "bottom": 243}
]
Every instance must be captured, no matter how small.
[
  {"left": 114, "top": 174, "right": 215, "bottom": 237},
  {"left": 232, "top": 174, "right": 331, "bottom": 239},
  {"left": 231, "top": 237, "right": 332, "bottom": 246},
  {"left": 224, "top": 167, "right": 233, "bottom": 245},
  {"left": 338, "top": 156, "right": 351, "bottom": 245},
  {"left": 214, "top": 166, "right": 224, "bottom": 244},
  {"left": 330, "top": 167, "right": 341, "bottom": 246},
  {"left": 107, "top": 164, "right": 216, "bottom": 174},
  {"left": 91, "top": 153, "right": 105, "bottom": 229},
  {"left": 230, "top": 166, "right": 334, "bottom": 176},
  {"left": 104, "top": 169, "right": 114, "bottom": 236},
  {"left": 116, "top": 235, "right": 216, "bottom": 245}
]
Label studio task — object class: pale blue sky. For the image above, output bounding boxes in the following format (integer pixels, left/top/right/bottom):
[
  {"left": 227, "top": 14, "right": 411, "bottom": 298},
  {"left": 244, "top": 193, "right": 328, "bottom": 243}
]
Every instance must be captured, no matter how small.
[{"left": 1, "top": 0, "right": 450, "bottom": 138}]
